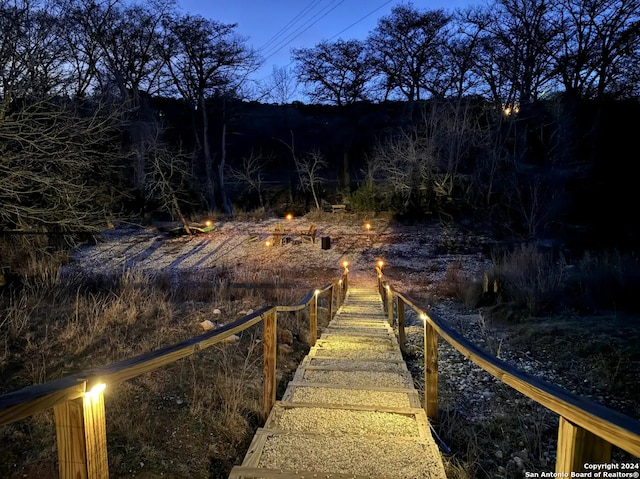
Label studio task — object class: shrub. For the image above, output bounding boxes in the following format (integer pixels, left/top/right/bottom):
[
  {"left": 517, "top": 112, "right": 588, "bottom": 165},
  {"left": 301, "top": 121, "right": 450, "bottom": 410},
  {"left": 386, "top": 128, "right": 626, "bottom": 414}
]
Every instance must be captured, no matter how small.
[
  {"left": 484, "top": 243, "right": 565, "bottom": 317},
  {"left": 348, "top": 184, "right": 379, "bottom": 213},
  {"left": 563, "top": 250, "right": 640, "bottom": 313}
]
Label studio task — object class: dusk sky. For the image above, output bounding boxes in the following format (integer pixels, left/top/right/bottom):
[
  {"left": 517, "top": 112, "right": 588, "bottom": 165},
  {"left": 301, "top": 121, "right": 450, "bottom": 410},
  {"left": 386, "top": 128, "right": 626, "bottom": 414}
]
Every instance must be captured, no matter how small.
[{"left": 176, "top": 0, "right": 483, "bottom": 86}]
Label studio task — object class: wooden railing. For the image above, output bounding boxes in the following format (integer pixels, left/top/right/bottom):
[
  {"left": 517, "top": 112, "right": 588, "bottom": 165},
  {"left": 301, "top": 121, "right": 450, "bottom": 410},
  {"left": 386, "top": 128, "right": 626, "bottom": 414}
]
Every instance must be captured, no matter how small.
[
  {"left": 377, "top": 267, "right": 640, "bottom": 474},
  {"left": 0, "top": 272, "right": 347, "bottom": 479}
]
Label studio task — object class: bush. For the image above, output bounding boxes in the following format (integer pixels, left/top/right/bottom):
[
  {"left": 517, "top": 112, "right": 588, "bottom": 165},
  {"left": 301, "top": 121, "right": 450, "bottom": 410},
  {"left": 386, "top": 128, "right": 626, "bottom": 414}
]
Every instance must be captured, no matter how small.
[
  {"left": 348, "top": 184, "right": 379, "bottom": 213},
  {"left": 483, "top": 243, "right": 565, "bottom": 317},
  {"left": 563, "top": 250, "right": 640, "bottom": 313}
]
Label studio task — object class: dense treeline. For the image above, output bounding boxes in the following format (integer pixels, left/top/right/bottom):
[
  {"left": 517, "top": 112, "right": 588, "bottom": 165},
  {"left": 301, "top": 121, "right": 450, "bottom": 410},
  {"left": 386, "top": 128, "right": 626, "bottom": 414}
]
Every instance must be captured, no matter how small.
[{"left": 1, "top": 0, "right": 639, "bottom": 257}]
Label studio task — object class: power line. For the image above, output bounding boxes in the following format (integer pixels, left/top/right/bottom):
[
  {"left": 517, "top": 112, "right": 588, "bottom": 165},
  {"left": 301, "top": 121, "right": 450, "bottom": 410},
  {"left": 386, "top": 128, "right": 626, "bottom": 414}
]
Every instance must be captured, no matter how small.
[
  {"left": 327, "top": 0, "right": 394, "bottom": 41},
  {"left": 260, "top": 0, "right": 345, "bottom": 61},
  {"left": 258, "top": 0, "right": 324, "bottom": 54},
  {"left": 256, "top": 0, "right": 396, "bottom": 82}
]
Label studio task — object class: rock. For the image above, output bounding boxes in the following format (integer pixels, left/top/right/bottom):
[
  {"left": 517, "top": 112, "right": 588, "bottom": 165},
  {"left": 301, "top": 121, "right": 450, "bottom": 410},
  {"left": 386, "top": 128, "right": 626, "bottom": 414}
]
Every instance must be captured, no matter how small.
[
  {"left": 278, "top": 328, "right": 294, "bottom": 345},
  {"left": 213, "top": 308, "right": 222, "bottom": 315},
  {"left": 222, "top": 334, "right": 240, "bottom": 343},
  {"left": 200, "top": 320, "right": 216, "bottom": 331},
  {"left": 278, "top": 344, "right": 294, "bottom": 355}
]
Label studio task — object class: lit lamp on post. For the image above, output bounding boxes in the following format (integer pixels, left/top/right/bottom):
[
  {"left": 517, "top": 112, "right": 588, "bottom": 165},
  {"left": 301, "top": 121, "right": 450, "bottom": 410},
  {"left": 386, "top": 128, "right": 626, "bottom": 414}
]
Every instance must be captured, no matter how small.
[
  {"left": 364, "top": 222, "right": 372, "bottom": 245},
  {"left": 377, "top": 260, "right": 384, "bottom": 294}
]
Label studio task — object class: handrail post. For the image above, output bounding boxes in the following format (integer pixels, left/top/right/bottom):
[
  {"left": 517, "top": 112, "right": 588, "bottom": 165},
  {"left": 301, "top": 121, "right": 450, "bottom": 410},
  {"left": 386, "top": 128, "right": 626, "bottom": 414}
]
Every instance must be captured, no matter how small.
[
  {"left": 397, "top": 298, "right": 406, "bottom": 354},
  {"left": 309, "top": 291, "right": 318, "bottom": 347},
  {"left": 556, "top": 417, "right": 612, "bottom": 474},
  {"left": 262, "top": 309, "right": 277, "bottom": 420},
  {"left": 337, "top": 280, "right": 342, "bottom": 309},
  {"left": 386, "top": 286, "right": 393, "bottom": 325},
  {"left": 343, "top": 271, "right": 348, "bottom": 295},
  {"left": 327, "top": 286, "right": 333, "bottom": 320},
  {"left": 423, "top": 318, "right": 438, "bottom": 420},
  {"left": 54, "top": 381, "right": 109, "bottom": 479}
]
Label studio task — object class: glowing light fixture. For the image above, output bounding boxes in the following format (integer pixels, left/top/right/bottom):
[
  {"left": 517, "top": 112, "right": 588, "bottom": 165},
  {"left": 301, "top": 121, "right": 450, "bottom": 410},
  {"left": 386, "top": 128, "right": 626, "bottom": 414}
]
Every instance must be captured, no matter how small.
[
  {"left": 285, "top": 213, "right": 293, "bottom": 221},
  {"left": 377, "top": 260, "right": 384, "bottom": 269},
  {"left": 420, "top": 313, "right": 427, "bottom": 323},
  {"left": 204, "top": 220, "right": 213, "bottom": 227},
  {"left": 315, "top": 289, "right": 320, "bottom": 296},
  {"left": 85, "top": 383, "right": 106, "bottom": 402},
  {"left": 265, "top": 240, "right": 272, "bottom": 247},
  {"left": 342, "top": 260, "right": 349, "bottom": 269},
  {"left": 365, "top": 222, "right": 371, "bottom": 231}
]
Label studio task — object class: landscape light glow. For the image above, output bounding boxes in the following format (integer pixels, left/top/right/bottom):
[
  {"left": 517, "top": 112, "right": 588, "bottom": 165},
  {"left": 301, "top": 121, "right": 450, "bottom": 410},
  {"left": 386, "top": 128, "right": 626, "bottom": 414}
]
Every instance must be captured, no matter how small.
[
  {"left": 204, "top": 220, "right": 212, "bottom": 227},
  {"left": 85, "top": 383, "right": 106, "bottom": 402},
  {"left": 286, "top": 213, "right": 293, "bottom": 221},
  {"left": 265, "top": 240, "right": 272, "bottom": 247},
  {"left": 420, "top": 313, "right": 427, "bottom": 323},
  {"left": 365, "top": 222, "right": 371, "bottom": 231},
  {"left": 377, "top": 260, "right": 384, "bottom": 269},
  {"left": 342, "top": 261, "right": 349, "bottom": 268}
]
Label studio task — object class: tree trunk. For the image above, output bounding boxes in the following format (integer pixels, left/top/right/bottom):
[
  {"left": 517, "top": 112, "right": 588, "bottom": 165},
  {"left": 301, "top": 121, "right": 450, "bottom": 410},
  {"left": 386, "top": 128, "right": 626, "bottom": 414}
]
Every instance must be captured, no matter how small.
[
  {"left": 200, "top": 96, "right": 216, "bottom": 211},
  {"left": 219, "top": 106, "right": 233, "bottom": 215}
]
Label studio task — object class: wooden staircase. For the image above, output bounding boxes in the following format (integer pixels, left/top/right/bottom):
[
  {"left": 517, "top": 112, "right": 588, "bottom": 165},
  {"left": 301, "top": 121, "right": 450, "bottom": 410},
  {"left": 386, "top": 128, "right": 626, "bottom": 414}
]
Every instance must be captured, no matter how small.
[{"left": 229, "top": 273, "right": 447, "bottom": 478}]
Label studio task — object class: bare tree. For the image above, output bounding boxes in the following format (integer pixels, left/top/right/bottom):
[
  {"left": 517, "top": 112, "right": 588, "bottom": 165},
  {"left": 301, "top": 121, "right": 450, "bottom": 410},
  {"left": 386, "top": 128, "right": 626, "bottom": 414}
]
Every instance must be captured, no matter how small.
[
  {"left": 160, "top": 13, "right": 257, "bottom": 214},
  {"left": 295, "top": 150, "right": 327, "bottom": 211},
  {"left": 292, "top": 39, "right": 374, "bottom": 105},
  {"left": 144, "top": 123, "right": 193, "bottom": 234},
  {"left": 0, "top": 97, "right": 122, "bottom": 232},
  {"left": 368, "top": 4, "right": 451, "bottom": 102},
  {"left": 227, "top": 150, "right": 267, "bottom": 209},
  {"left": 260, "top": 65, "right": 298, "bottom": 104},
  {"left": 552, "top": 0, "right": 640, "bottom": 100}
]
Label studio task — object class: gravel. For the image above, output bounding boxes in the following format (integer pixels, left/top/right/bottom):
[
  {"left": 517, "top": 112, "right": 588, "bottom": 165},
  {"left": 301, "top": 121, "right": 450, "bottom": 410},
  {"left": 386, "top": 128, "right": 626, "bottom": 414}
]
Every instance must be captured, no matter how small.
[
  {"left": 257, "top": 433, "right": 445, "bottom": 478},
  {"left": 311, "top": 348, "right": 403, "bottom": 361},
  {"left": 301, "top": 369, "right": 413, "bottom": 388},
  {"left": 288, "top": 386, "right": 414, "bottom": 409},
  {"left": 269, "top": 406, "right": 421, "bottom": 437},
  {"left": 306, "top": 358, "right": 407, "bottom": 372}
]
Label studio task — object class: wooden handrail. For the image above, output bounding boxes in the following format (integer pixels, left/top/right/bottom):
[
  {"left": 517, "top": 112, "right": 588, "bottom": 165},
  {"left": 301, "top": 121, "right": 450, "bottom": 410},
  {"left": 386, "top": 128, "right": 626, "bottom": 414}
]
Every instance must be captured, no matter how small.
[
  {"left": 376, "top": 267, "right": 640, "bottom": 473},
  {"left": 0, "top": 272, "right": 347, "bottom": 479}
]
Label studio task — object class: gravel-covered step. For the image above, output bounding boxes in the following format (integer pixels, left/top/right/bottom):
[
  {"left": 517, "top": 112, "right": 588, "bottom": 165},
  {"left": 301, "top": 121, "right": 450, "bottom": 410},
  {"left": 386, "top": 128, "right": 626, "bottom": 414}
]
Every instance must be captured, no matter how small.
[
  {"left": 321, "top": 329, "right": 393, "bottom": 339},
  {"left": 264, "top": 403, "right": 427, "bottom": 438},
  {"left": 309, "top": 347, "right": 403, "bottom": 361},
  {"left": 249, "top": 430, "right": 446, "bottom": 478},
  {"left": 295, "top": 368, "right": 414, "bottom": 388},
  {"left": 303, "top": 357, "right": 408, "bottom": 373},
  {"left": 282, "top": 384, "right": 420, "bottom": 408}
]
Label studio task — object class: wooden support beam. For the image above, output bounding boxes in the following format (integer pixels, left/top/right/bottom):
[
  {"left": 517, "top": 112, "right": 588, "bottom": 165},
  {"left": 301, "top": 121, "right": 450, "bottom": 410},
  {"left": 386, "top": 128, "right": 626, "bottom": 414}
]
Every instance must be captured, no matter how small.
[
  {"left": 54, "top": 384, "right": 109, "bottom": 479},
  {"left": 397, "top": 298, "right": 406, "bottom": 354},
  {"left": 556, "top": 416, "right": 612, "bottom": 474},
  {"left": 262, "top": 310, "right": 277, "bottom": 420},
  {"left": 386, "top": 287, "right": 393, "bottom": 325},
  {"left": 327, "top": 286, "right": 333, "bottom": 321},
  {"left": 424, "top": 320, "right": 438, "bottom": 420},
  {"left": 309, "top": 293, "right": 318, "bottom": 347}
]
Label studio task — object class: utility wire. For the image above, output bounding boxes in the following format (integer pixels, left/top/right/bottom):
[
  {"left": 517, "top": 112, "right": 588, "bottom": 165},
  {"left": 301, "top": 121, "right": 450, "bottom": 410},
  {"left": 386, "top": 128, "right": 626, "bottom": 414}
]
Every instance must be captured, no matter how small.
[
  {"left": 256, "top": 0, "right": 396, "bottom": 82},
  {"left": 258, "top": 0, "right": 324, "bottom": 54},
  {"left": 327, "top": 0, "right": 394, "bottom": 41},
  {"left": 260, "top": 0, "right": 345, "bottom": 61}
]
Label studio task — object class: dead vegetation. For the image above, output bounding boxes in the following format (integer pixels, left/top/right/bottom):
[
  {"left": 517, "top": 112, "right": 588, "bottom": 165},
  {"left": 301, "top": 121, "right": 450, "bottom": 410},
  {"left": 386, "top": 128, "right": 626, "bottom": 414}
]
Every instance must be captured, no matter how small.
[{"left": 1, "top": 217, "right": 639, "bottom": 478}]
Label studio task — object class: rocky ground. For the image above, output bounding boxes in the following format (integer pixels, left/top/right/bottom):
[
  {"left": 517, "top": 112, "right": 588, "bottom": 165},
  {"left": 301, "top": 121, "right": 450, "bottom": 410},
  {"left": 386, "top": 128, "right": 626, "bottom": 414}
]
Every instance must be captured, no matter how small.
[{"left": 65, "top": 213, "right": 639, "bottom": 478}]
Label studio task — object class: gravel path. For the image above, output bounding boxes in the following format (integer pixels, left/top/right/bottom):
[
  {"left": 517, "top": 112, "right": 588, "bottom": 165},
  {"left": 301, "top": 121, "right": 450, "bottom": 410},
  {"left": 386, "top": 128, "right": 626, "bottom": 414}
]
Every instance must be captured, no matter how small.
[{"left": 230, "top": 276, "right": 447, "bottom": 478}]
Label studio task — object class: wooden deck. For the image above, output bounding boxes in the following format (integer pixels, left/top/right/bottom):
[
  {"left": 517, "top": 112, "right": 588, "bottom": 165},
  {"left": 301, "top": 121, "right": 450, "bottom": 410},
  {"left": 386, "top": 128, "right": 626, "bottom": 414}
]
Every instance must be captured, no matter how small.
[{"left": 229, "top": 273, "right": 447, "bottom": 479}]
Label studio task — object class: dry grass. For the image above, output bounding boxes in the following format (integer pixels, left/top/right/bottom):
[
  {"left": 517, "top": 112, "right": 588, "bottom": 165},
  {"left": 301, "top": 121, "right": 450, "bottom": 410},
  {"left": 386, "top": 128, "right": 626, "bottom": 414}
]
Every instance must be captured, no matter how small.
[{"left": 0, "top": 247, "right": 334, "bottom": 478}]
